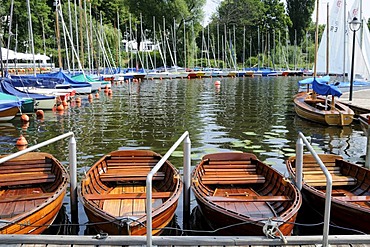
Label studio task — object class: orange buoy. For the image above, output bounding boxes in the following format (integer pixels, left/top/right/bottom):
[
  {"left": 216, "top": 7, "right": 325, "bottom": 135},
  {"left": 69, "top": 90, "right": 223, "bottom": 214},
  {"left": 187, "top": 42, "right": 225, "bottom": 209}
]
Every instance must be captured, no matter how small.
[
  {"left": 20, "top": 114, "right": 29, "bottom": 122},
  {"left": 108, "top": 89, "right": 113, "bottom": 96},
  {"left": 95, "top": 92, "right": 100, "bottom": 98},
  {"left": 214, "top": 80, "right": 221, "bottom": 86},
  {"left": 36, "top": 110, "right": 44, "bottom": 119},
  {"left": 16, "top": 135, "right": 28, "bottom": 146},
  {"left": 21, "top": 122, "right": 29, "bottom": 130},
  {"left": 75, "top": 97, "right": 81, "bottom": 103},
  {"left": 56, "top": 104, "right": 64, "bottom": 111},
  {"left": 88, "top": 93, "right": 93, "bottom": 99},
  {"left": 62, "top": 100, "right": 68, "bottom": 106}
]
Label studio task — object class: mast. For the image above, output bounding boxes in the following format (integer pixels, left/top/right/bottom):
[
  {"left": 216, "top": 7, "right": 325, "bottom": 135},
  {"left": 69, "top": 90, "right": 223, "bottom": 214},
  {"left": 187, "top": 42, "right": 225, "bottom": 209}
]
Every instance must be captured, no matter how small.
[
  {"left": 117, "top": 10, "right": 121, "bottom": 69},
  {"left": 5, "top": 0, "right": 14, "bottom": 73},
  {"left": 74, "top": 0, "right": 79, "bottom": 62},
  {"left": 183, "top": 18, "right": 186, "bottom": 69},
  {"left": 326, "top": 2, "right": 329, "bottom": 75},
  {"left": 89, "top": 1, "right": 94, "bottom": 73},
  {"left": 68, "top": 0, "right": 75, "bottom": 71},
  {"left": 26, "top": 0, "right": 36, "bottom": 76},
  {"left": 79, "top": 0, "right": 84, "bottom": 69},
  {"left": 55, "top": 0, "right": 63, "bottom": 68},
  {"left": 313, "top": 0, "right": 319, "bottom": 77}
]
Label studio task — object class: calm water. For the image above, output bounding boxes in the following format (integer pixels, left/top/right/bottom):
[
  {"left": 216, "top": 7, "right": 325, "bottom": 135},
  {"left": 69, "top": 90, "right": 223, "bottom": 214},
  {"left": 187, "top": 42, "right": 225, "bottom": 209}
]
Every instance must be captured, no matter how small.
[{"left": 1, "top": 76, "right": 367, "bottom": 235}]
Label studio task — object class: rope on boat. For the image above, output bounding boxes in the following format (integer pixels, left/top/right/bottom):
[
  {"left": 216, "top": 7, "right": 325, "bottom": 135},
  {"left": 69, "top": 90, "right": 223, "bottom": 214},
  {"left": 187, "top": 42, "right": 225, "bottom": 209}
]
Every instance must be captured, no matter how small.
[{"left": 262, "top": 218, "right": 287, "bottom": 244}]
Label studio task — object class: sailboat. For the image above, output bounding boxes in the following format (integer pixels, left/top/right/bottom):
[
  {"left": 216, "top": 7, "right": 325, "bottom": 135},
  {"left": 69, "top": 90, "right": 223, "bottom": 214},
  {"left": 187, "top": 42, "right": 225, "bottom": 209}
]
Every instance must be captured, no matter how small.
[
  {"left": 316, "top": 0, "right": 370, "bottom": 85},
  {"left": 293, "top": 0, "right": 354, "bottom": 126}
]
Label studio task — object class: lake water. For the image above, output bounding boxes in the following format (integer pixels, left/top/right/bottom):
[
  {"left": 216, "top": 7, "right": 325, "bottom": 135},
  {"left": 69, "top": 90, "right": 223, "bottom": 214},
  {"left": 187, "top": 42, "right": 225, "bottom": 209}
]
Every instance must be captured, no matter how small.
[{"left": 1, "top": 76, "right": 368, "bottom": 235}]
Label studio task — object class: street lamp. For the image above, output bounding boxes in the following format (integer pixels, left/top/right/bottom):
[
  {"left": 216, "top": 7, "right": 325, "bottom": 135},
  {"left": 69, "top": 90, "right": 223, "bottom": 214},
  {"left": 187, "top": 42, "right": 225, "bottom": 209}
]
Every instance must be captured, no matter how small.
[{"left": 349, "top": 16, "right": 361, "bottom": 101}]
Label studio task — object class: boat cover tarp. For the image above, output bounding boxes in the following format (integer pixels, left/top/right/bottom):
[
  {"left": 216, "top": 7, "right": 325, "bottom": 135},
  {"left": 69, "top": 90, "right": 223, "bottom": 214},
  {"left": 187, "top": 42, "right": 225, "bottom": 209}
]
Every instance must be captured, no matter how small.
[
  {"left": 312, "top": 78, "right": 342, "bottom": 97},
  {"left": 0, "top": 79, "right": 55, "bottom": 100},
  {"left": 72, "top": 73, "right": 104, "bottom": 83},
  {"left": 8, "top": 75, "right": 62, "bottom": 88},
  {"left": 36, "top": 70, "right": 91, "bottom": 88},
  {"left": 298, "top": 76, "right": 331, "bottom": 85}
]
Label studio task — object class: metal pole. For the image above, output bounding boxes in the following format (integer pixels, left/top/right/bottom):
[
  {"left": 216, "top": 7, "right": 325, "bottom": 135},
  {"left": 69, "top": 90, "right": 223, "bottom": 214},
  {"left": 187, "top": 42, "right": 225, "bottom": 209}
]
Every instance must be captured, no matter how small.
[
  {"left": 295, "top": 136, "right": 304, "bottom": 190},
  {"left": 365, "top": 127, "right": 370, "bottom": 168},
  {"left": 349, "top": 29, "right": 356, "bottom": 101},
  {"left": 183, "top": 134, "right": 191, "bottom": 229},
  {"left": 69, "top": 136, "right": 78, "bottom": 216}
]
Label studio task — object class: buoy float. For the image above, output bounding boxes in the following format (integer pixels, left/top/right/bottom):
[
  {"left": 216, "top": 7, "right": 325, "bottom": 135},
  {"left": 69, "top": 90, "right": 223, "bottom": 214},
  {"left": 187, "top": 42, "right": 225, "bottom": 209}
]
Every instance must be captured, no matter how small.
[
  {"left": 214, "top": 80, "right": 221, "bottom": 86},
  {"left": 88, "top": 94, "right": 93, "bottom": 99},
  {"left": 36, "top": 110, "right": 44, "bottom": 119},
  {"left": 16, "top": 135, "right": 28, "bottom": 146},
  {"left": 75, "top": 97, "right": 81, "bottom": 103},
  {"left": 56, "top": 104, "right": 64, "bottom": 111},
  {"left": 108, "top": 89, "right": 113, "bottom": 96},
  {"left": 95, "top": 92, "right": 99, "bottom": 98},
  {"left": 20, "top": 114, "right": 29, "bottom": 122}
]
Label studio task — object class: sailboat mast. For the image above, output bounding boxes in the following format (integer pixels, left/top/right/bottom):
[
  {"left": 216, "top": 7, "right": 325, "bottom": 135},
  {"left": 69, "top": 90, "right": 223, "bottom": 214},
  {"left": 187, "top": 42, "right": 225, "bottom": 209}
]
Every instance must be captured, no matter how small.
[
  {"left": 343, "top": 0, "right": 346, "bottom": 78},
  {"left": 68, "top": 0, "right": 75, "bottom": 71},
  {"left": 5, "top": 0, "right": 14, "bottom": 73},
  {"left": 55, "top": 0, "right": 63, "bottom": 68},
  {"left": 184, "top": 18, "right": 186, "bottom": 69},
  {"left": 26, "top": 0, "right": 36, "bottom": 76},
  {"left": 313, "top": 0, "right": 320, "bottom": 77},
  {"left": 326, "top": 2, "right": 329, "bottom": 75},
  {"left": 79, "top": 0, "right": 84, "bottom": 69}
]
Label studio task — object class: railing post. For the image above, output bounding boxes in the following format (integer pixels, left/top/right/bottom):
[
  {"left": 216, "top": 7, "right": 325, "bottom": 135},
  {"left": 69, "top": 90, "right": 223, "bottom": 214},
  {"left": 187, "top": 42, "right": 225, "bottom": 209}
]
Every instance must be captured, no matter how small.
[
  {"left": 69, "top": 135, "right": 78, "bottom": 218},
  {"left": 365, "top": 127, "right": 370, "bottom": 169},
  {"left": 295, "top": 135, "right": 304, "bottom": 190},
  {"left": 183, "top": 134, "right": 191, "bottom": 229}
]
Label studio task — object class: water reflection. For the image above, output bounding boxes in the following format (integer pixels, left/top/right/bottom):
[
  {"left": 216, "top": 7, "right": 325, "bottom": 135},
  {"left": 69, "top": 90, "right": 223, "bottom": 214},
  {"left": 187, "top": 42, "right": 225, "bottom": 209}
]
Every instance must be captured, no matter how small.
[{"left": 0, "top": 77, "right": 368, "bottom": 235}]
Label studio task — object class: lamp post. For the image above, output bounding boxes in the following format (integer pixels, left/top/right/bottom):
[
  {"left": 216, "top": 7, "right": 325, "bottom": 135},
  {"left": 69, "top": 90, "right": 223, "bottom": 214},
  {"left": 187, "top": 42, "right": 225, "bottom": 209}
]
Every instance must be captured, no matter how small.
[{"left": 349, "top": 16, "right": 361, "bottom": 101}]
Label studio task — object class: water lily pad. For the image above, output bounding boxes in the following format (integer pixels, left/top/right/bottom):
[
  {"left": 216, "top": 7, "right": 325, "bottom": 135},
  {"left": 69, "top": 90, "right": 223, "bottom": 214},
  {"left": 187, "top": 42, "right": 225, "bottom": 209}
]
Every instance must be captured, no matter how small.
[
  {"left": 253, "top": 149, "right": 266, "bottom": 153},
  {"left": 243, "top": 131, "right": 257, "bottom": 136},
  {"left": 282, "top": 148, "right": 296, "bottom": 153},
  {"left": 246, "top": 145, "right": 262, "bottom": 149},
  {"left": 171, "top": 151, "right": 184, "bottom": 157},
  {"left": 231, "top": 141, "right": 246, "bottom": 148}
]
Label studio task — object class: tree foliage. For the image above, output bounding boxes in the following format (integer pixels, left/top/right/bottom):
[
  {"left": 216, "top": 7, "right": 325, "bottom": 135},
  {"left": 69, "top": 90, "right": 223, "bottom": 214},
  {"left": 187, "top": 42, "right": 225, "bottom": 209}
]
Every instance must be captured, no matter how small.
[{"left": 286, "top": 0, "right": 315, "bottom": 45}]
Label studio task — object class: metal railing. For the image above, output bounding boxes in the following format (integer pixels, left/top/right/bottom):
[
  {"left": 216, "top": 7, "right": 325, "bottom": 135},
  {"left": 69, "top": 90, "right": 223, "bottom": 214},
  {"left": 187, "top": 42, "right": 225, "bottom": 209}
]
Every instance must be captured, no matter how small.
[
  {"left": 146, "top": 131, "right": 191, "bottom": 247},
  {"left": 0, "top": 132, "right": 78, "bottom": 214},
  {"left": 295, "top": 131, "right": 332, "bottom": 247}
]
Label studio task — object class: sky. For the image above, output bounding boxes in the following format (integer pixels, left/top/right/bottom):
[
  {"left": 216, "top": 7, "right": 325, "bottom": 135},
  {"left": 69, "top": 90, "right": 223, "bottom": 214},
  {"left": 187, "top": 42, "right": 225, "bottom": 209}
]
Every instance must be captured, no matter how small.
[{"left": 203, "top": 0, "right": 370, "bottom": 26}]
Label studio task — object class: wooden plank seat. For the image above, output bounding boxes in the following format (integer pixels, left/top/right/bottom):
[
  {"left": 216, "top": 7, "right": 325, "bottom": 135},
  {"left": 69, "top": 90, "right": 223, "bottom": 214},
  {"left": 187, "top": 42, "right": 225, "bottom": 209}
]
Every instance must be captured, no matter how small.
[
  {"left": 203, "top": 168, "right": 257, "bottom": 173},
  {"left": 333, "top": 195, "right": 370, "bottom": 202},
  {"left": 0, "top": 192, "right": 55, "bottom": 203},
  {"left": 100, "top": 171, "right": 165, "bottom": 182},
  {"left": 84, "top": 192, "right": 172, "bottom": 200},
  {"left": 201, "top": 174, "right": 266, "bottom": 185},
  {"left": 0, "top": 172, "right": 55, "bottom": 187},
  {"left": 301, "top": 166, "right": 341, "bottom": 175},
  {"left": 206, "top": 195, "right": 292, "bottom": 202},
  {"left": 304, "top": 174, "right": 357, "bottom": 186}
]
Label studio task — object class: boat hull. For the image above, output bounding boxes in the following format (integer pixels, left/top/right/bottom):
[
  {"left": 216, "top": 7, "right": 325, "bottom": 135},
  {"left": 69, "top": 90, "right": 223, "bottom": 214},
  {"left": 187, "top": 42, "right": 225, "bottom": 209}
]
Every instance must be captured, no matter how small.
[
  {"left": 293, "top": 92, "right": 354, "bottom": 126},
  {"left": 192, "top": 152, "right": 301, "bottom": 236},
  {"left": 80, "top": 150, "right": 182, "bottom": 235},
  {"left": 0, "top": 152, "right": 69, "bottom": 234},
  {"left": 287, "top": 154, "right": 370, "bottom": 234}
]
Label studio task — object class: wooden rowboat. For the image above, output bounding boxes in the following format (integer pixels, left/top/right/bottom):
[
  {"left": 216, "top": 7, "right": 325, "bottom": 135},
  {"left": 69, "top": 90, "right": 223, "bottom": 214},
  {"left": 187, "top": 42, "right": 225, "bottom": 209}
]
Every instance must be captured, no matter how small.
[
  {"left": 293, "top": 92, "right": 354, "bottom": 126},
  {"left": 286, "top": 154, "right": 370, "bottom": 234},
  {"left": 79, "top": 150, "right": 182, "bottom": 235},
  {"left": 191, "top": 152, "right": 302, "bottom": 236},
  {"left": 358, "top": 113, "right": 370, "bottom": 134},
  {"left": 0, "top": 152, "right": 69, "bottom": 234}
]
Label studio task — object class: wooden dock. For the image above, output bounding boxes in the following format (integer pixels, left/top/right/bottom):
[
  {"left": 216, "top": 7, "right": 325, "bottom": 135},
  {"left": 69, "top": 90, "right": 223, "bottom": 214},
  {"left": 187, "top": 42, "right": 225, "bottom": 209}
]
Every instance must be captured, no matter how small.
[
  {"left": 0, "top": 235, "right": 370, "bottom": 246},
  {"left": 340, "top": 89, "right": 370, "bottom": 114}
]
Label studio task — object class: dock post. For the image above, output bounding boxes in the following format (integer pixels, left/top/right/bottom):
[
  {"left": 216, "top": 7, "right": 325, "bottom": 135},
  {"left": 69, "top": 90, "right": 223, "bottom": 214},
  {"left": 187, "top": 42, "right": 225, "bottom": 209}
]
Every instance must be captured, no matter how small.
[
  {"left": 295, "top": 136, "right": 304, "bottom": 190},
  {"left": 183, "top": 134, "right": 191, "bottom": 229},
  {"left": 365, "top": 128, "right": 370, "bottom": 169},
  {"left": 69, "top": 136, "right": 78, "bottom": 218}
]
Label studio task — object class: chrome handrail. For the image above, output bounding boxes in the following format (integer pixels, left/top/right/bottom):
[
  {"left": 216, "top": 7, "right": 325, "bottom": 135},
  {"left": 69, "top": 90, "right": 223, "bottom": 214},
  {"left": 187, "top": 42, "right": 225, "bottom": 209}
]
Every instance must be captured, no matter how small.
[{"left": 296, "top": 131, "right": 332, "bottom": 247}]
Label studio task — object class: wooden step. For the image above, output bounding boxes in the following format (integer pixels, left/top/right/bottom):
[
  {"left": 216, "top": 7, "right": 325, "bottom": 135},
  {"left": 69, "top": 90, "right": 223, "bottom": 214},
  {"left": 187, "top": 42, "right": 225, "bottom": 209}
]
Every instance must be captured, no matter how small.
[
  {"left": 304, "top": 174, "right": 357, "bottom": 186},
  {"left": 201, "top": 174, "right": 265, "bottom": 185}
]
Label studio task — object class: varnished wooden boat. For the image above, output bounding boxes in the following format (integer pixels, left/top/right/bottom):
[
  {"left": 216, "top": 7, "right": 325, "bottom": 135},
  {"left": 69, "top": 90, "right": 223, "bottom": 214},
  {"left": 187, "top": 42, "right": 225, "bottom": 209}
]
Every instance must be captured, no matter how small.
[
  {"left": 286, "top": 154, "right": 370, "bottom": 233},
  {"left": 0, "top": 152, "right": 69, "bottom": 234},
  {"left": 293, "top": 92, "right": 354, "bottom": 126},
  {"left": 79, "top": 150, "right": 182, "bottom": 235},
  {"left": 358, "top": 113, "right": 370, "bottom": 134},
  {"left": 191, "top": 152, "right": 302, "bottom": 236}
]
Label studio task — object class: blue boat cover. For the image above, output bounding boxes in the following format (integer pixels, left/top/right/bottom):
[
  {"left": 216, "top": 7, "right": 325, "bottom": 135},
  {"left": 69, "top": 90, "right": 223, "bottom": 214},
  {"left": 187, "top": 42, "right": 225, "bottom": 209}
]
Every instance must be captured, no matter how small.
[
  {"left": 312, "top": 78, "right": 342, "bottom": 97},
  {"left": 0, "top": 79, "right": 55, "bottom": 100},
  {"left": 36, "top": 70, "right": 91, "bottom": 88},
  {"left": 298, "top": 76, "right": 330, "bottom": 85}
]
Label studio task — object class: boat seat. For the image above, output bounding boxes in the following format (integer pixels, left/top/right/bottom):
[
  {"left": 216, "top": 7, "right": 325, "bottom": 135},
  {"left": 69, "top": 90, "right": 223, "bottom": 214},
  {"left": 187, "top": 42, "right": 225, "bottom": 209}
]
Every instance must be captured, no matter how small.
[
  {"left": 206, "top": 195, "right": 292, "bottom": 202},
  {"left": 333, "top": 195, "right": 370, "bottom": 202},
  {"left": 84, "top": 192, "right": 172, "bottom": 200},
  {"left": 0, "top": 173, "right": 56, "bottom": 187},
  {"left": 201, "top": 174, "right": 266, "bottom": 185},
  {"left": 304, "top": 174, "right": 357, "bottom": 187},
  {"left": 100, "top": 171, "right": 165, "bottom": 182},
  {"left": 0, "top": 192, "right": 55, "bottom": 203}
]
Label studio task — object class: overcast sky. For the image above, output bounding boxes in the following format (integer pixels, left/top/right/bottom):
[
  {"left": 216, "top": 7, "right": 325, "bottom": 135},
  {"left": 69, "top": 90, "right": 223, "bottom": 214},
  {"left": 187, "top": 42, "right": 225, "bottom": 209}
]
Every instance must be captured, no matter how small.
[{"left": 203, "top": 0, "right": 370, "bottom": 26}]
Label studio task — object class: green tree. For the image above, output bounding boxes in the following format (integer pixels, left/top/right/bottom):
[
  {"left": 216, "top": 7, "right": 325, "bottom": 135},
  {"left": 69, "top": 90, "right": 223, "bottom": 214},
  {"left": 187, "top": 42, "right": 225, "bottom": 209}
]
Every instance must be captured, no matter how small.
[{"left": 286, "top": 0, "right": 315, "bottom": 45}]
